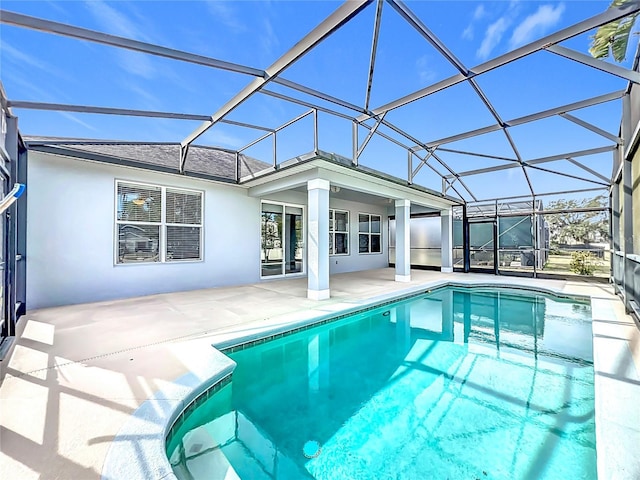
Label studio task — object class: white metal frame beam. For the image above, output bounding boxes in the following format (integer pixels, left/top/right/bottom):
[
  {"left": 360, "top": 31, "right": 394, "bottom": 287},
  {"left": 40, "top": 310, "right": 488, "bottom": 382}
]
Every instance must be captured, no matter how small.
[
  {"left": 364, "top": 0, "right": 384, "bottom": 111},
  {"left": 2, "top": 1, "right": 636, "bottom": 202},
  {"left": 7, "top": 100, "right": 275, "bottom": 131},
  {"left": 472, "top": 186, "right": 607, "bottom": 204},
  {"left": 559, "top": 112, "right": 622, "bottom": 144},
  {"left": 179, "top": 0, "right": 371, "bottom": 169},
  {"left": 360, "top": 0, "right": 640, "bottom": 120},
  {"left": 567, "top": 157, "right": 611, "bottom": 183},
  {"left": 387, "top": 0, "right": 534, "bottom": 195},
  {"left": 0, "top": 10, "right": 265, "bottom": 77},
  {"left": 356, "top": 113, "right": 386, "bottom": 158},
  {"left": 421, "top": 90, "right": 624, "bottom": 149},
  {"left": 545, "top": 44, "right": 640, "bottom": 84},
  {"left": 261, "top": 76, "right": 469, "bottom": 194},
  {"left": 257, "top": 87, "right": 462, "bottom": 196},
  {"left": 447, "top": 145, "right": 617, "bottom": 178},
  {"left": 526, "top": 163, "right": 610, "bottom": 187}
]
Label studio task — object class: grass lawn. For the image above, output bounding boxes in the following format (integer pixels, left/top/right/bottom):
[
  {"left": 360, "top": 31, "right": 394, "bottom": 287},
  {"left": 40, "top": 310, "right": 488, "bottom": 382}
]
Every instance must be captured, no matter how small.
[{"left": 542, "top": 253, "right": 610, "bottom": 278}]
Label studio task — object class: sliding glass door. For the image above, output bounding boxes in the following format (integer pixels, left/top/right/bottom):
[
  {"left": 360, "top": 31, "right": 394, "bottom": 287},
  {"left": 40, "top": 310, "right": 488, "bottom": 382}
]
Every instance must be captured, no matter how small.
[
  {"left": 261, "top": 202, "right": 304, "bottom": 277},
  {"left": 469, "top": 220, "right": 497, "bottom": 273}
]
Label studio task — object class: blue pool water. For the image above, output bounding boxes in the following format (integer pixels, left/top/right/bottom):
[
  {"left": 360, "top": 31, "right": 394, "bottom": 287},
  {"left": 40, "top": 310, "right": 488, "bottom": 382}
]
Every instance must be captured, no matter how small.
[{"left": 167, "top": 287, "right": 596, "bottom": 480}]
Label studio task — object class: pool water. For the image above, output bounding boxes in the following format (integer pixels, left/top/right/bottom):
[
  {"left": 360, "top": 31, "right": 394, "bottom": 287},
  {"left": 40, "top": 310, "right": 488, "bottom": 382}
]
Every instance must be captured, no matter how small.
[{"left": 167, "top": 287, "right": 596, "bottom": 480}]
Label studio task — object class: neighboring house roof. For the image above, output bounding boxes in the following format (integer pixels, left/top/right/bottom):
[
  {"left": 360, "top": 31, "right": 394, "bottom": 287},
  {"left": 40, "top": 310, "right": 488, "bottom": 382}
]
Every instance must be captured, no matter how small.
[{"left": 23, "top": 136, "right": 270, "bottom": 182}]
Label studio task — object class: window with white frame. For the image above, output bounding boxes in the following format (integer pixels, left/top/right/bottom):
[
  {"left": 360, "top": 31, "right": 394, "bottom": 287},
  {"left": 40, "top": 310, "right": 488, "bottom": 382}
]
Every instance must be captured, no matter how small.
[
  {"left": 116, "top": 181, "right": 203, "bottom": 264},
  {"left": 329, "top": 209, "right": 349, "bottom": 255},
  {"left": 358, "top": 213, "right": 381, "bottom": 254}
]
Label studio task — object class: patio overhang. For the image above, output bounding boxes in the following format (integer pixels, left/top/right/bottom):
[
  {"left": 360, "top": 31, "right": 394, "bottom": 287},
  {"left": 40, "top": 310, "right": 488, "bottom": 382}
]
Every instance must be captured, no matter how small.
[{"left": 244, "top": 151, "right": 459, "bottom": 212}]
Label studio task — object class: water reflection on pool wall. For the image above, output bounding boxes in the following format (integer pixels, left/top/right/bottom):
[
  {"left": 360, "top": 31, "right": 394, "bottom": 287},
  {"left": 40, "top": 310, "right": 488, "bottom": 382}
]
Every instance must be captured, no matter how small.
[{"left": 168, "top": 288, "right": 595, "bottom": 480}]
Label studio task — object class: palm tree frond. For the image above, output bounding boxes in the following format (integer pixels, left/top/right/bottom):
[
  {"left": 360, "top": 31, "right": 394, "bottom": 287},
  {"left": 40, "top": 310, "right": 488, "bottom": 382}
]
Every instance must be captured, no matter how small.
[
  {"left": 589, "top": 22, "right": 621, "bottom": 58},
  {"left": 589, "top": 0, "right": 639, "bottom": 62}
]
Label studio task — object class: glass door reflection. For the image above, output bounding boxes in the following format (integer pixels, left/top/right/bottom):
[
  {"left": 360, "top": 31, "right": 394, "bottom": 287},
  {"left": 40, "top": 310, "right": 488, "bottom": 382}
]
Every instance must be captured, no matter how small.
[{"left": 261, "top": 202, "right": 304, "bottom": 277}]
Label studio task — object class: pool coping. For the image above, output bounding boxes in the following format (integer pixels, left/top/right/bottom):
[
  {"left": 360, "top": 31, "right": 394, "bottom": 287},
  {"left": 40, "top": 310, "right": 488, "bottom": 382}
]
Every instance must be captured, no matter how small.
[{"left": 100, "top": 278, "right": 639, "bottom": 480}]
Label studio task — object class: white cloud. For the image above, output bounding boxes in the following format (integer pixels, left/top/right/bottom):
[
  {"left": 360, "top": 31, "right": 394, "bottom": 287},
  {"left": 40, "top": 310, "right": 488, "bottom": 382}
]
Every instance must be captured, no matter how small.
[
  {"left": 259, "top": 17, "right": 279, "bottom": 61},
  {"left": 118, "top": 52, "right": 156, "bottom": 79},
  {"left": 2, "top": 44, "right": 73, "bottom": 90},
  {"left": 473, "top": 4, "right": 486, "bottom": 21},
  {"left": 209, "top": 129, "right": 244, "bottom": 148},
  {"left": 510, "top": 3, "right": 565, "bottom": 48},
  {"left": 124, "top": 84, "right": 162, "bottom": 109},
  {"left": 2, "top": 42, "right": 73, "bottom": 81},
  {"left": 5, "top": 74, "right": 59, "bottom": 102},
  {"left": 60, "top": 112, "right": 97, "bottom": 132},
  {"left": 84, "top": 0, "right": 150, "bottom": 41},
  {"left": 462, "top": 4, "right": 486, "bottom": 41},
  {"left": 2, "top": 43, "right": 50, "bottom": 71},
  {"left": 477, "top": 17, "right": 511, "bottom": 60},
  {"left": 462, "top": 24, "right": 474, "bottom": 40},
  {"left": 206, "top": 1, "right": 246, "bottom": 33},
  {"left": 84, "top": 0, "right": 156, "bottom": 78},
  {"left": 416, "top": 55, "right": 436, "bottom": 84}
]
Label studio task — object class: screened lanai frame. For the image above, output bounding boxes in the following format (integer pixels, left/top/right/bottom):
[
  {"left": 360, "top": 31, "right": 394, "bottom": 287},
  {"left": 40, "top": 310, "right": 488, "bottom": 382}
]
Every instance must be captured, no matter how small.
[{"left": 0, "top": 1, "right": 638, "bottom": 302}]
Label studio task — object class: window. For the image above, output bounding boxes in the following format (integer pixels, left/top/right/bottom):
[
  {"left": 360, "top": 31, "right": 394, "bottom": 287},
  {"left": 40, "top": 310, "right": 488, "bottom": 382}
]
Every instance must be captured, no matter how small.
[
  {"left": 329, "top": 209, "right": 349, "bottom": 255},
  {"left": 359, "top": 213, "right": 381, "bottom": 254},
  {"left": 116, "top": 181, "right": 203, "bottom": 264}
]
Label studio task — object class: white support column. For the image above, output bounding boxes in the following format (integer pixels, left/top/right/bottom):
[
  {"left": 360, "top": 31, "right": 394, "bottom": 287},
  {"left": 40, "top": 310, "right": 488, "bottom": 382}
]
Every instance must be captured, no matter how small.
[
  {"left": 395, "top": 199, "right": 411, "bottom": 282},
  {"left": 441, "top": 207, "right": 453, "bottom": 273},
  {"left": 307, "top": 179, "right": 330, "bottom": 300}
]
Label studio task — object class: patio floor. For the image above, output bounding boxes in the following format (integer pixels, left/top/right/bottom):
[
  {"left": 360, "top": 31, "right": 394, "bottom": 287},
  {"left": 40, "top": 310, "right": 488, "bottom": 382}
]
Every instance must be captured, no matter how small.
[{"left": 1, "top": 268, "right": 639, "bottom": 479}]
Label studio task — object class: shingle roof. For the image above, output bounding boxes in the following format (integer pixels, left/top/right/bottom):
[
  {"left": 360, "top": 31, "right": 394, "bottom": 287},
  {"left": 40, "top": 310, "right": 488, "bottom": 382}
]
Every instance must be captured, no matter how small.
[{"left": 23, "top": 137, "right": 270, "bottom": 181}]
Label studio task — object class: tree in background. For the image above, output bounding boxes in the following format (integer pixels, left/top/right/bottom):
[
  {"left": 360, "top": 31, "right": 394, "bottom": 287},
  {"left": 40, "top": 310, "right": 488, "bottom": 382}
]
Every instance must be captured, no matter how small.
[
  {"left": 590, "top": 0, "right": 638, "bottom": 62},
  {"left": 544, "top": 196, "right": 609, "bottom": 246}
]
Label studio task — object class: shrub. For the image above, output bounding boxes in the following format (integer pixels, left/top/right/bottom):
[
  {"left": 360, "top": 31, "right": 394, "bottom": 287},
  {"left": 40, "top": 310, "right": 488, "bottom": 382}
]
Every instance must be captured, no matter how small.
[{"left": 570, "top": 251, "right": 596, "bottom": 275}]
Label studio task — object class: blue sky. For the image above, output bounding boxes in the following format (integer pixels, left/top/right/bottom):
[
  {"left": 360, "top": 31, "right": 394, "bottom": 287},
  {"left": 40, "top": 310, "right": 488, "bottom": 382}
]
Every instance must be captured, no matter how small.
[{"left": 0, "top": 0, "right": 636, "bottom": 202}]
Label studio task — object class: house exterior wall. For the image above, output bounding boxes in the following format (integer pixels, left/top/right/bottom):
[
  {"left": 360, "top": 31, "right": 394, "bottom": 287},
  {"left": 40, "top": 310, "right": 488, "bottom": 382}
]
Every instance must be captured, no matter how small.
[
  {"left": 27, "top": 152, "right": 392, "bottom": 309},
  {"left": 260, "top": 191, "right": 389, "bottom": 275},
  {"left": 27, "top": 152, "right": 261, "bottom": 309}
]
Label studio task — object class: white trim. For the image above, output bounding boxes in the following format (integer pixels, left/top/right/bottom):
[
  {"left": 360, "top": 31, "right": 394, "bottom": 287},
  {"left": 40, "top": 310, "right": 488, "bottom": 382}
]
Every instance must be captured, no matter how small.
[
  {"left": 259, "top": 200, "right": 306, "bottom": 279},
  {"left": 441, "top": 267, "right": 453, "bottom": 273},
  {"left": 114, "top": 179, "right": 204, "bottom": 266},
  {"left": 329, "top": 208, "right": 350, "bottom": 256},
  {"left": 245, "top": 161, "right": 456, "bottom": 210},
  {"left": 395, "top": 274, "right": 411, "bottom": 282},
  {"left": 307, "top": 178, "right": 330, "bottom": 191},
  {"left": 307, "top": 288, "right": 330, "bottom": 300},
  {"left": 440, "top": 207, "right": 452, "bottom": 216},
  {"left": 395, "top": 199, "right": 410, "bottom": 208},
  {"left": 357, "top": 212, "right": 383, "bottom": 254}
]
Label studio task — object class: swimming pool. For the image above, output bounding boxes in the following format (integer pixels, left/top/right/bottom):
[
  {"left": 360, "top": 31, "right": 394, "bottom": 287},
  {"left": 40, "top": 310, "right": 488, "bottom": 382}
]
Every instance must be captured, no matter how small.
[{"left": 166, "top": 286, "right": 596, "bottom": 479}]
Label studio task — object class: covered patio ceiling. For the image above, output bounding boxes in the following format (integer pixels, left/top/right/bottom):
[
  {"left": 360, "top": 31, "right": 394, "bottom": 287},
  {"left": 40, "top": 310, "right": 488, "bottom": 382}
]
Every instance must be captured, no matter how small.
[{"left": 1, "top": 0, "right": 638, "bottom": 204}]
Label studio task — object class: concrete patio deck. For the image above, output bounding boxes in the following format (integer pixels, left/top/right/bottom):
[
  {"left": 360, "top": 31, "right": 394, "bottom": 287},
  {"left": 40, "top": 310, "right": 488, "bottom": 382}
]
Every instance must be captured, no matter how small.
[{"left": 1, "top": 269, "right": 639, "bottom": 479}]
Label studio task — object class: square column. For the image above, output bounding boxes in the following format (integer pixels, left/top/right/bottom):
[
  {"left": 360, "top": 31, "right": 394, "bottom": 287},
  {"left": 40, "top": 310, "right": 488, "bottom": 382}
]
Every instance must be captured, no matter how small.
[
  {"left": 441, "top": 207, "right": 453, "bottom": 273},
  {"left": 307, "top": 179, "right": 330, "bottom": 300},
  {"left": 395, "top": 199, "right": 411, "bottom": 282}
]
